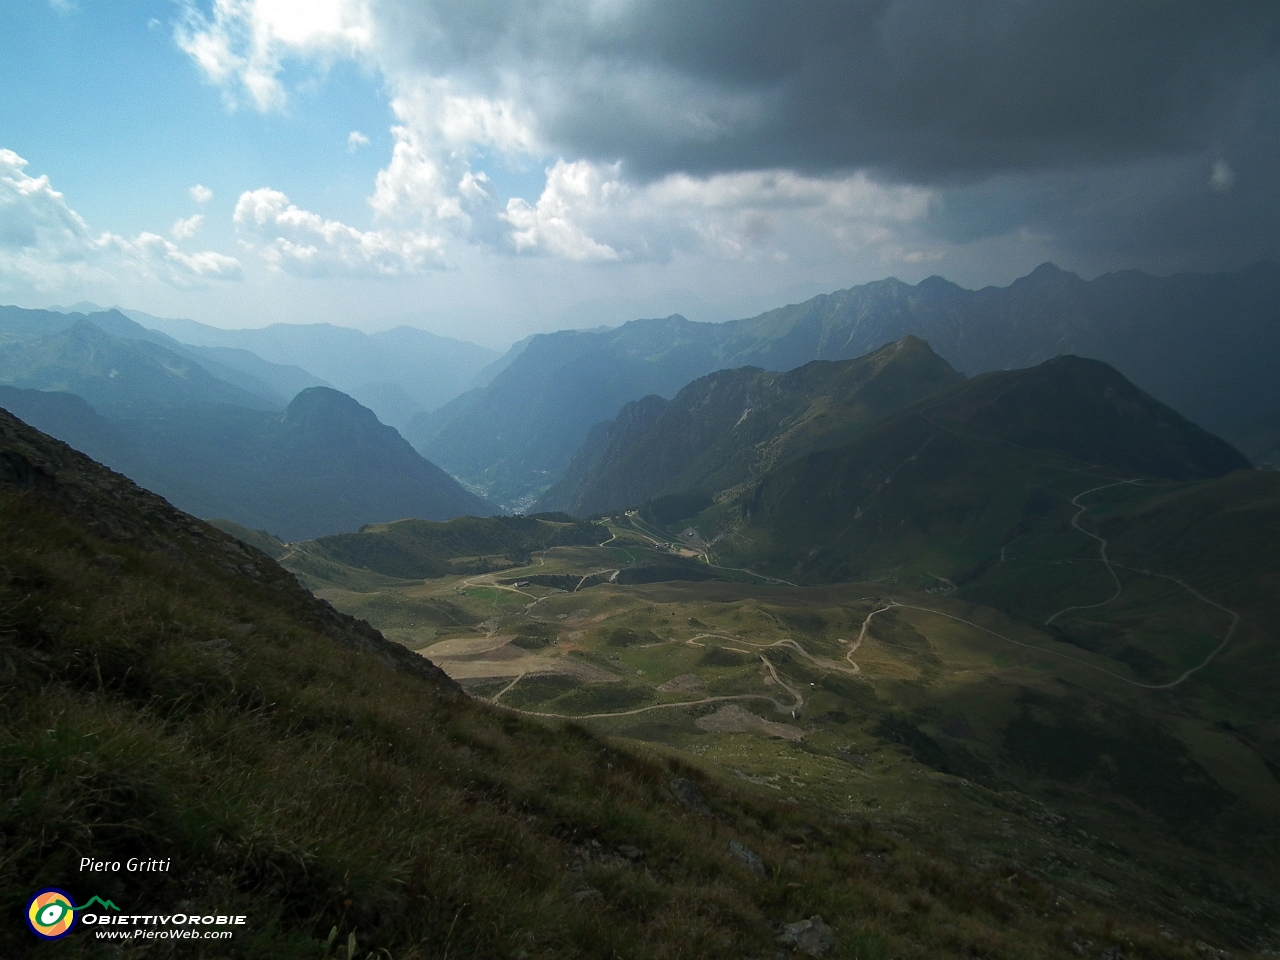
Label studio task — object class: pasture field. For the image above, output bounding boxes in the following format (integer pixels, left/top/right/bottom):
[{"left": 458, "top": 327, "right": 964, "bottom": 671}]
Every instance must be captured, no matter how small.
[{"left": 293, "top": 527, "right": 1280, "bottom": 952}]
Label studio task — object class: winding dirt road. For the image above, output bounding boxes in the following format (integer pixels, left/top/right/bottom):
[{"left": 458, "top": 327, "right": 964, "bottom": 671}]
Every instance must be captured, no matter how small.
[
  {"left": 1044, "top": 479, "right": 1143, "bottom": 626},
  {"left": 1035, "top": 478, "right": 1242, "bottom": 690}
]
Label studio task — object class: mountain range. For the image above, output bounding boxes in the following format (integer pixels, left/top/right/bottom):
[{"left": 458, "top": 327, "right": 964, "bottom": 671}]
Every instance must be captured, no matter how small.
[
  {"left": 0, "top": 311, "right": 277, "bottom": 411},
  {"left": 8, "top": 260, "right": 1278, "bottom": 538},
  {"left": 417, "top": 262, "right": 1280, "bottom": 509},
  {"left": 12, "top": 359, "right": 1252, "bottom": 960},
  {"left": 0, "top": 382, "right": 491, "bottom": 541},
  {"left": 114, "top": 306, "right": 499, "bottom": 430},
  {"left": 531, "top": 343, "right": 1276, "bottom": 739},
  {"left": 9, "top": 305, "right": 325, "bottom": 408},
  {"left": 535, "top": 335, "right": 964, "bottom": 517},
  {"left": 0, "top": 305, "right": 494, "bottom": 539},
  {"left": 714, "top": 353, "right": 1251, "bottom": 583},
  {"left": 7, "top": 269, "right": 1280, "bottom": 956}
]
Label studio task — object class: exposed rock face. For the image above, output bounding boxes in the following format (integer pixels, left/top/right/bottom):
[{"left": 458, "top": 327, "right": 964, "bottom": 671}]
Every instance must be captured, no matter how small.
[
  {"left": 668, "top": 777, "right": 710, "bottom": 815},
  {"left": 780, "top": 916, "right": 835, "bottom": 956},
  {"left": 728, "top": 840, "right": 767, "bottom": 878}
]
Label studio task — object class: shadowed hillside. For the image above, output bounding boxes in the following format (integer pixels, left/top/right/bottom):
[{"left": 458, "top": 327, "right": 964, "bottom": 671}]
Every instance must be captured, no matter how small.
[
  {"left": 1, "top": 393, "right": 1230, "bottom": 959},
  {"left": 289, "top": 513, "right": 612, "bottom": 582},
  {"left": 537, "top": 336, "right": 964, "bottom": 516},
  {"left": 110, "top": 387, "right": 494, "bottom": 540},
  {"left": 0, "top": 319, "right": 274, "bottom": 412},
  {"left": 416, "top": 262, "right": 1280, "bottom": 508},
  {"left": 718, "top": 355, "right": 1250, "bottom": 585}
]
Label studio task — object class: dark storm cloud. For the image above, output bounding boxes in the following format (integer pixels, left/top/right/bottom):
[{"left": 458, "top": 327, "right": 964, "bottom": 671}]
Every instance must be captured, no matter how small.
[
  {"left": 365, "top": 0, "right": 1280, "bottom": 270},
  {"left": 379, "top": 0, "right": 1280, "bottom": 183},
  {"left": 924, "top": 52, "right": 1280, "bottom": 268},
  {"left": 573, "top": 0, "right": 1279, "bottom": 182}
]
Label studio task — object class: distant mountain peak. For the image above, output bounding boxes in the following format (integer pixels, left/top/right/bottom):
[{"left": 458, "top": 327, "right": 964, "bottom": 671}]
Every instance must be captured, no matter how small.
[
  {"left": 893, "top": 334, "right": 932, "bottom": 351},
  {"left": 1019, "top": 262, "right": 1084, "bottom": 285},
  {"left": 285, "top": 386, "right": 379, "bottom": 425},
  {"left": 535, "top": 336, "right": 964, "bottom": 516},
  {"left": 916, "top": 275, "right": 962, "bottom": 294},
  {"left": 619, "top": 313, "right": 690, "bottom": 330},
  {"left": 47, "top": 301, "right": 107, "bottom": 314}
]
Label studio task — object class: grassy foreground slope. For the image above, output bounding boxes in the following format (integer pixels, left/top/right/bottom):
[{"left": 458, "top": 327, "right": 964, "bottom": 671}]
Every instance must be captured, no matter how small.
[{"left": 2, "top": 409, "right": 1232, "bottom": 959}]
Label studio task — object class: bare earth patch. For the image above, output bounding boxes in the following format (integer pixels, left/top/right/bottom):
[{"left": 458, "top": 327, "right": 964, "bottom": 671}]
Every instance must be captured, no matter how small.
[
  {"left": 420, "top": 634, "right": 618, "bottom": 683},
  {"left": 656, "top": 673, "right": 707, "bottom": 693},
  {"left": 695, "top": 704, "right": 804, "bottom": 741}
]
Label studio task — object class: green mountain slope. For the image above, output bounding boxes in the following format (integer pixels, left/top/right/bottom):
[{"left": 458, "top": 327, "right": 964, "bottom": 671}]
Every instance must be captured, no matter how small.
[
  {"left": 111, "top": 387, "right": 494, "bottom": 540},
  {"left": 1, "top": 379, "right": 1215, "bottom": 960},
  {"left": 292, "top": 509, "right": 1280, "bottom": 953},
  {"left": 125, "top": 309, "right": 499, "bottom": 430},
  {"left": 537, "top": 336, "right": 964, "bottom": 516},
  {"left": 3, "top": 304, "right": 325, "bottom": 408},
  {"left": 286, "top": 513, "right": 612, "bottom": 584},
  {"left": 0, "top": 319, "right": 274, "bottom": 412},
  {"left": 702, "top": 357, "right": 1274, "bottom": 743},
  {"left": 919, "top": 355, "right": 1252, "bottom": 480},
  {"left": 718, "top": 355, "right": 1249, "bottom": 583},
  {"left": 416, "top": 262, "right": 1280, "bottom": 508}
]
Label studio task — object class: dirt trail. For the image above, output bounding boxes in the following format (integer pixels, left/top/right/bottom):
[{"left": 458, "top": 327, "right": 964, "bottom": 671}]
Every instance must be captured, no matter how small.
[
  {"left": 491, "top": 671, "right": 525, "bottom": 704},
  {"left": 574, "top": 569, "right": 620, "bottom": 592},
  {"left": 1110, "top": 562, "right": 1241, "bottom": 689},
  {"left": 499, "top": 692, "right": 794, "bottom": 722},
  {"left": 893, "top": 594, "right": 1239, "bottom": 692},
  {"left": 1044, "top": 479, "right": 1143, "bottom": 625},
  {"left": 756, "top": 653, "right": 805, "bottom": 714},
  {"left": 688, "top": 632, "right": 864, "bottom": 681},
  {"left": 846, "top": 604, "right": 893, "bottom": 674},
  {"left": 1031, "top": 478, "right": 1242, "bottom": 689}
]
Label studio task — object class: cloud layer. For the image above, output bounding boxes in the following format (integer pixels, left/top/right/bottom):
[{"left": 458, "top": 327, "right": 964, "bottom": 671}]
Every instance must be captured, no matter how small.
[
  {"left": 0, "top": 149, "right": 241, "bottom": 291},
  {"left": 173, "top": 0, "right": 1280, "bottom": 276},
  {"left": 233, "top": 187, "right": 446, "bottom": 276}
]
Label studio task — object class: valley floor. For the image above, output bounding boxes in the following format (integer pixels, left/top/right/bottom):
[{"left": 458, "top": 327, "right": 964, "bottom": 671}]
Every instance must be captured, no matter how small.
[{"left": 298, "top": 524, "right": 1280, "bottom": 956}]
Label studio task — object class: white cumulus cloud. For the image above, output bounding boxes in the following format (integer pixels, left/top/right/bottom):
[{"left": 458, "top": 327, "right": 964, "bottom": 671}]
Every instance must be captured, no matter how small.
[
  {"left": 173, "top": 2, "right": 943, "bottom": 272},
  {"left": 233, "top": 187, "right": 446, "bottom": 276},
  {"left": 501, "top": 162, "right": 933, "bottom": 263},
  {"left": 504, "top": 160, "right": 622, "bottom": 262},
  {"left": 0, "top": 149, "right": 241, "bottom": 290},
  {"left": 365, "top": 80, "right": 538, "bottom": 233},
  {"left": 175, "top": 0, "right": 373, "bottom": 111},
  {"left": 190, "top": 184, "right": 214, "bottom": 204},
  {"left": 171, "top": 213, "right": 205, "bottom": 240}
]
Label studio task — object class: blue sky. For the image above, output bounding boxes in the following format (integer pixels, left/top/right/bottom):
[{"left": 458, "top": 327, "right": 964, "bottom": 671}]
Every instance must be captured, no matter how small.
[
  {"left": 2, "top": 2, "right": 1276, "bottom": 348},
  {"left": 3, "top": 3, "right": 392, "bottom": 233}
]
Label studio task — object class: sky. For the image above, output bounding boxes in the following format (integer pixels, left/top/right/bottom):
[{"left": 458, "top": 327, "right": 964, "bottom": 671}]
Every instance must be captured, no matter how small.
[{"left": 1, "top": 1, "right": 1277, "bottom": 349}]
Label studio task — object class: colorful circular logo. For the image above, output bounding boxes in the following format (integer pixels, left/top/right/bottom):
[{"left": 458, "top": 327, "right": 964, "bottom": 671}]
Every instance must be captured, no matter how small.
[{"left": 26, "top": 889, "right": 77, "bottom": 940}]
